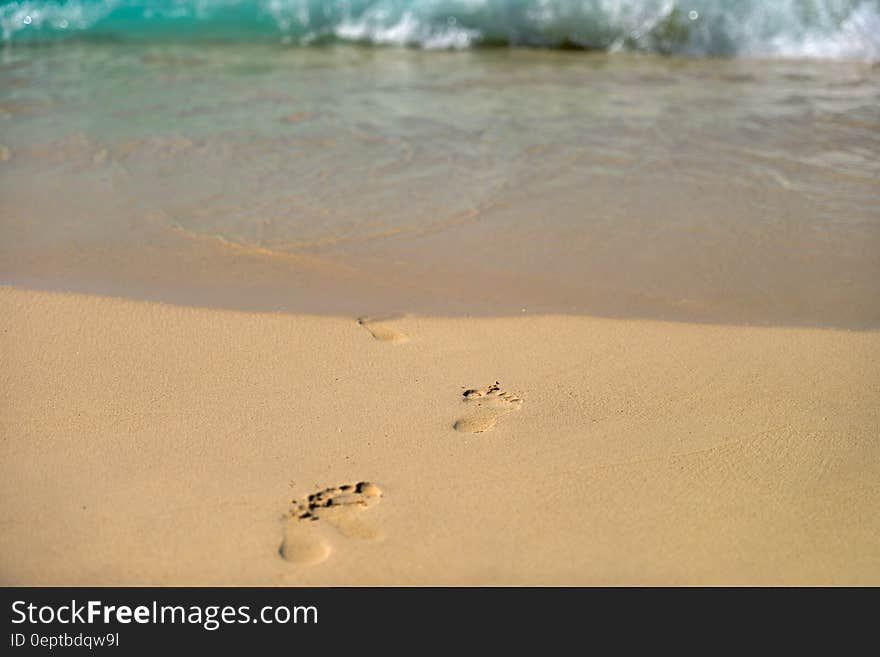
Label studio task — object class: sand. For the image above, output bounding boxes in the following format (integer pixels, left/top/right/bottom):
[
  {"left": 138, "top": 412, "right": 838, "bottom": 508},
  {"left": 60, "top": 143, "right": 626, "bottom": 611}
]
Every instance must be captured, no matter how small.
[{"left": 1, "top": 285, "right": 878, "bottom": 585}]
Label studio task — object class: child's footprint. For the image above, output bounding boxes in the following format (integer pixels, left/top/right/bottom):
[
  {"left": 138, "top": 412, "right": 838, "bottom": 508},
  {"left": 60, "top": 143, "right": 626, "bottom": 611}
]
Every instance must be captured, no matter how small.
[
  {"left": 453, "top": 382, "right": 523, "bottom": 433},
  {"left": 279, "top": 482, "right": 383, "bottom": 566},
  {"left": 357, "top": 316, "right": 408, "bottom": 343}
]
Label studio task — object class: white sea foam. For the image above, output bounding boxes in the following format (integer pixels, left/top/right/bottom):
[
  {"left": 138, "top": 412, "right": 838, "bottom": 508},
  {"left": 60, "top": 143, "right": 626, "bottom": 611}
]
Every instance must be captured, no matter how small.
[{"left": 1, "top": 0, "right": 878, "bottom": 61}]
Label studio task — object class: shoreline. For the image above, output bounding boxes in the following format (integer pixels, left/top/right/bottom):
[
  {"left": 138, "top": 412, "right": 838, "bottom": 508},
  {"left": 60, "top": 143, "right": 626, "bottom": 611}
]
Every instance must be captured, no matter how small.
[
  {"left": 3, "top": 206, "right": 879, "bottom": 330},
  {"left": 2, "top": 285, "right": 877, "bottom": 585},
  {"left": 3, "top": 47, "right": 878, "bottom": 331}
]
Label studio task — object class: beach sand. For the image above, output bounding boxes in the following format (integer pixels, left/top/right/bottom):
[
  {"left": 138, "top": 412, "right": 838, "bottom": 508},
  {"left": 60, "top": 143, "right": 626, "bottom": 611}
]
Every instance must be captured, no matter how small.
[{"left": 1, "top": 285, "right": 877, "bottom": 585}]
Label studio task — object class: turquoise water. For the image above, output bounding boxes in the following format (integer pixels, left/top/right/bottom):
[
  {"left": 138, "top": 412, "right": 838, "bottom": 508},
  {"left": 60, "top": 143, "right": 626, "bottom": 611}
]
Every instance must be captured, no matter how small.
[{"left": 2, "top": 1, "right": 879, "bottom": 59}]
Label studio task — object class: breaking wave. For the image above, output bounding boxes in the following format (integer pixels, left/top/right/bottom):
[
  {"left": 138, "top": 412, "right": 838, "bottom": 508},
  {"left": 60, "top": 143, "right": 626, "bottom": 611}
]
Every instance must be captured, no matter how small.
[{"left": 2, "top": 0, "right": 879, "bottom": 60}]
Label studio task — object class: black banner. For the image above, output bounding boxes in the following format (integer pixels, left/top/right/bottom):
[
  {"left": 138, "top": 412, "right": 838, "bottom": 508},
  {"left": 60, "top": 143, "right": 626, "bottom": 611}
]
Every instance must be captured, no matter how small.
[{"left": 0, "top": 587, "right": 869, "bottom": 653}]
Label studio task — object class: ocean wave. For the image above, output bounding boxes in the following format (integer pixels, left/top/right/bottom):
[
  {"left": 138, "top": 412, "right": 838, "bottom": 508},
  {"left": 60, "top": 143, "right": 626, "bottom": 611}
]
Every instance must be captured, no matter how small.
[{"left": 2, "top": 0, "right": 879, "bottom": 60}]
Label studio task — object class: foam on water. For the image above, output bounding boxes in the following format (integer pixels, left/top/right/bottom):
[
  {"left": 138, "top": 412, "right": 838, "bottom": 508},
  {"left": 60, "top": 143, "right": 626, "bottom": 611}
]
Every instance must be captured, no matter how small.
[{"left": 2, "top": 0, "right": 879, "bottom": 60}]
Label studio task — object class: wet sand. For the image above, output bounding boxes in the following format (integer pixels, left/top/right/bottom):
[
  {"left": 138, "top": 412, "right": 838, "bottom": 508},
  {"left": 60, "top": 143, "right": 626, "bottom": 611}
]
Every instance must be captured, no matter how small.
[{"left": 1, "top": 286, "right": 878, "bottom": 585}]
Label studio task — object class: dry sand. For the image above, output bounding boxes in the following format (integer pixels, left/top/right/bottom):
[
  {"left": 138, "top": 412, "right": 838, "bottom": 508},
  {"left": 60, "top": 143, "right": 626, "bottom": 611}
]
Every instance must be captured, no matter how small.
[{"left": 1, "top": 285, "right": 878, "bottom": 585}]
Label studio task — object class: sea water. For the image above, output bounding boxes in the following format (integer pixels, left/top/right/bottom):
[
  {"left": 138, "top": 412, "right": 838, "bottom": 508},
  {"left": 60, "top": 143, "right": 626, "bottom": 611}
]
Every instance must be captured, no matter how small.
[
  {"left": 1, "top": 2, "right": 879, "bottom": 326},
  {"left": 3, "top": 1, "right": 879, "bottom": 60}
]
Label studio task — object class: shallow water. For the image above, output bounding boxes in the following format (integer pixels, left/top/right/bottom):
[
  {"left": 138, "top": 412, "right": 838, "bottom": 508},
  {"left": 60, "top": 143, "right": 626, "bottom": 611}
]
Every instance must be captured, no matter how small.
[{"left": 1, "top": 43, "right": 879, "bottom": 326}]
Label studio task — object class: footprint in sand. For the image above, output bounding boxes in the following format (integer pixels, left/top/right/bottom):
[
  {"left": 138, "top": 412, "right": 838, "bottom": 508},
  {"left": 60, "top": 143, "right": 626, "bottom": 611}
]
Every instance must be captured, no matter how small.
[
  {"left": 279, "top": 481, "right": 383, "bottom": 566},
  {"left": 357, "top": 316, "right": 408, "bottom": 343},
  {"left": 453, "top": 382, "right": 523, "bottom": 433}
]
